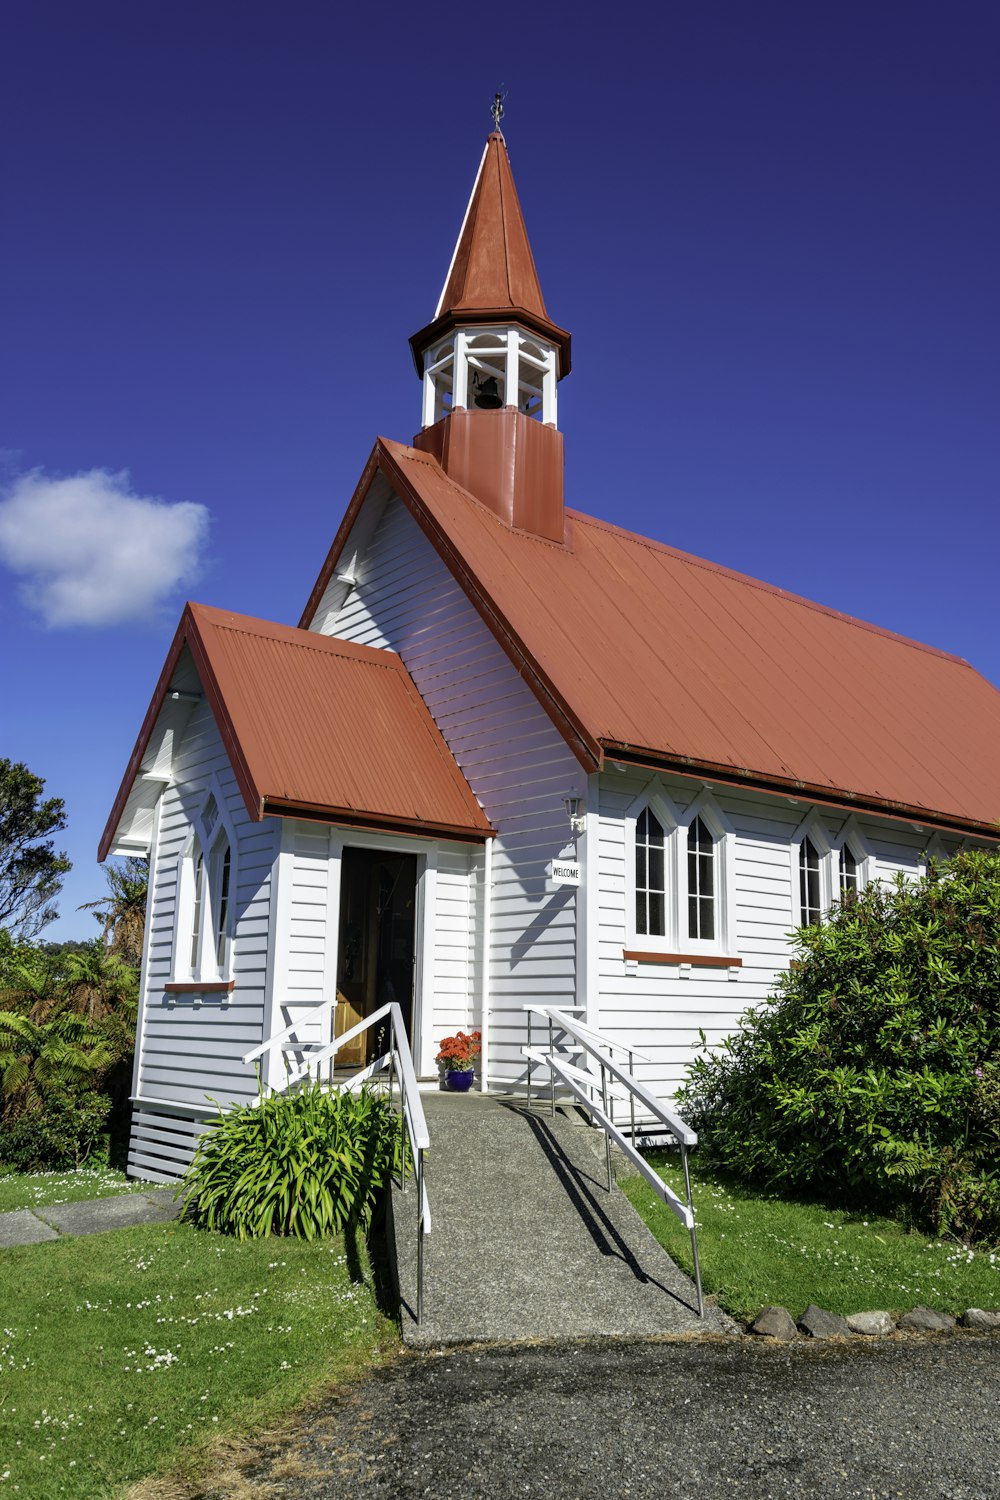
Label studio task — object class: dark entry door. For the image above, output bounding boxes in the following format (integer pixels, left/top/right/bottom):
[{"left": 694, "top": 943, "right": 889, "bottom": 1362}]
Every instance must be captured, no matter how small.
[{"left": 335, "top": 848, "right": 417, "bottom": 1067}]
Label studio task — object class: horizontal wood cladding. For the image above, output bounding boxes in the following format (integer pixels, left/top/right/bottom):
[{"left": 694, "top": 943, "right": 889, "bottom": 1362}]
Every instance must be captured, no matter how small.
[{"left": 623, "top": 951, "right": 742, "bottom": 968}]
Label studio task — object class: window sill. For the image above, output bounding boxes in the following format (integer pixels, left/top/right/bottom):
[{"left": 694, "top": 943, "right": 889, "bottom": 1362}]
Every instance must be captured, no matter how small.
[
  {"left": 164, "top": 980, "right": 236, "bottom": 994},
  {"left": 623, "top": 950, "right": 742, "bottom": 968}
]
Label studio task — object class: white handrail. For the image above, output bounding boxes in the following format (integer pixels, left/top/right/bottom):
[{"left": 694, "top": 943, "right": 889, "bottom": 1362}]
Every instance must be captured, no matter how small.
[
  {"left": 522, "top": 1003, "right": 704, "bottom": 1318},
  {"left": 523, "top": 1003, "right": 655, "bottom": 1066},
  {"left": 242, "top": 998, "right": 431, "bottom": 1323},
  {"left": 549, "top": 1009, "right": 696, "bottom": 1146},
  {"left": 241, "top": 992, "right": 339, "bottom": 1066}
]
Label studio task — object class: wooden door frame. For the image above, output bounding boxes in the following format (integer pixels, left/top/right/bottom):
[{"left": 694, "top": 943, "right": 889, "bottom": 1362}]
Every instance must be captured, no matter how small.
[{"left": 326, "top": 828, "right": 435, "bottom": 1074}]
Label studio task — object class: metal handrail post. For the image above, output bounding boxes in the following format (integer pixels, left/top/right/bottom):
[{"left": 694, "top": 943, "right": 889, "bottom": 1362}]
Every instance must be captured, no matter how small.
[
  {"left": 549, "top": 1016, "right": 556, "bottom": 1118},
  {"left": 600, "top": 1063, "right": 613, "bottom": 1192},
  {"left": 526, "top": 1009, "right": 532, "bottom": 1107},
  {"left": 682, "top": 1145, "right": 704, "bottom": 1318},
  {"left": 416, "top": 1152, "right": 425, "bottom": 1324},
  {"left": 627, "top": 1046, "right": 636, "bottom": 1142}
]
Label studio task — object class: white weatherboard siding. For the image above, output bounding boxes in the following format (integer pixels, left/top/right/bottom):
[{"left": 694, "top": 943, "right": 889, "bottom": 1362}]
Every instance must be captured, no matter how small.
[
  {"left": 129, "top": 701, "right": 278, "bottom": 1181},
  {"left": 315, "top": 492, "right": 581, "bottom": 1086},
  {"left": 596, "top": 770, "right": 933, "bottom": 1104}
]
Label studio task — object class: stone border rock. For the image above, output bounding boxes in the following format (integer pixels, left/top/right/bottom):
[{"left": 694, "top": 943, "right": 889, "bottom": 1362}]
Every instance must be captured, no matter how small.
[{"left": 748, "top": 1302, "right": 1000, "bottom": 1339}]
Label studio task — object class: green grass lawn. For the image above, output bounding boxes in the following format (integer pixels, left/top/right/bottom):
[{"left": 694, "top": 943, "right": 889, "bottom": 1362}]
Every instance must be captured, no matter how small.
[
  {"left": 0, "top": 1164, "right": 147, "bottom": 1215},
  {"left": 0, "top": 1217, "right": 390, "bottom": 1499},
  {"left": 624, "top": 1155, "right": 1000, "bottom": 1324}
]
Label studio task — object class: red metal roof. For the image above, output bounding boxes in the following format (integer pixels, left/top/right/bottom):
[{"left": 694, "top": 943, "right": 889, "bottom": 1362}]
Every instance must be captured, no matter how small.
[
  {"left": 99, "top": 603, "right": 493, "bottom": 859},
  {"left": 409, "top": 132, "right": 572, "bottom": 376},
  {"left": 303, "top": 439, "right": 1000, "bottom": 838}
]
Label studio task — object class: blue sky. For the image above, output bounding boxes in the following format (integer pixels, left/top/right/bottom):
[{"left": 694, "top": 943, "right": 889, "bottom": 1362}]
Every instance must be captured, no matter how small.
[{"left": 2, "top": 2, "right": 998, "bottom": 939}]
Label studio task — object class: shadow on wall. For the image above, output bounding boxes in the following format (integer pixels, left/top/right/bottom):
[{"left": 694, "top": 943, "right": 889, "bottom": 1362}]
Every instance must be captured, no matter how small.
[{"left": 510, "top": 884, "right": 574, "bottom": 970}]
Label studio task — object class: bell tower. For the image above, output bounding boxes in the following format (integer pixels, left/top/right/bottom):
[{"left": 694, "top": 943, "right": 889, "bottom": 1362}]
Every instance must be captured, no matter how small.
[{"left": 409, "top": 125, "right": 572, "bottom": 544}]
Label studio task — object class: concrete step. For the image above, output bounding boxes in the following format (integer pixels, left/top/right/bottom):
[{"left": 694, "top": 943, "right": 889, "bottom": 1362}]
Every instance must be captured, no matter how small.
[{"left": 388, "top": 1091, "right": 736, "bottom": 1346}]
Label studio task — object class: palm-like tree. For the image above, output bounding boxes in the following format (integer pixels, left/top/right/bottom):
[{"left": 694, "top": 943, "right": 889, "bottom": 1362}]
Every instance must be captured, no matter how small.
[
  {"left": 80, "top": 856, "right": 149, "bottom": 969},
  {"left": 0, "top": 1009, "right": 109, "bottom": 1123},
  {"left": 60, "top": 945, "right": 138, "bottom": 1024}
]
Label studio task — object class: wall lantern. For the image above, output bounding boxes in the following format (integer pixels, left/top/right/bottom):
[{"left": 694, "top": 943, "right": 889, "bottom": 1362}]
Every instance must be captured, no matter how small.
[{"left": 563, "top": 794, "right": 586, "bottom": 835}]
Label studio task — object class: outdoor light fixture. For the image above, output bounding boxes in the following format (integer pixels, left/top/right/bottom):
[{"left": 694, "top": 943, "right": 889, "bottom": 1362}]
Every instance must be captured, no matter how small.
[{"left": 563, "top": 794, "right": 586, "bottom": 834}]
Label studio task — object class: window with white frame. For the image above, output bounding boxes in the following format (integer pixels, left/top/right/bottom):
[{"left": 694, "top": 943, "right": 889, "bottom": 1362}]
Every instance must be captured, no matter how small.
[
  {"left": 799, "top": 836, "right": 823, "bottom": 926},
  {"left": 795, "top": 813, "right": 870, "bottom": 925},
  {"left": 635, "top": 805, "right": 667, "bottom": 937},
  {"left": 838, "top": 843, "right": 859, "bottom": 897},
  {"left": 628, "top": 785, "right": 732, "bottom": 953},
  {"left": 179, "top": 790, "right": 235, "bottom": 981},
  {"left": 687, "top": 815, "right": 715, "bottom": 941}
]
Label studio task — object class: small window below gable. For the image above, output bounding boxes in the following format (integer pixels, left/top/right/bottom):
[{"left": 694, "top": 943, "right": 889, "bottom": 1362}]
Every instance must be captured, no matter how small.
[{"left": 175, "top": 784, "right": 237, "bottom": 985}]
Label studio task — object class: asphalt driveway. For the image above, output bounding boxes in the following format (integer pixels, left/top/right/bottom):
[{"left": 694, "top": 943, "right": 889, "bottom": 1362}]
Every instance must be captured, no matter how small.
[{"left": 224, "top": 1334, "right": 1000, "bottom": 1500}]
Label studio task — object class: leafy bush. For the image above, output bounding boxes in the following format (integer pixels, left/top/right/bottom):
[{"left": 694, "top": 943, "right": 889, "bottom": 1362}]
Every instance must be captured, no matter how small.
[
  {"left": 0, "top": 1088, "right": 111, "bottom": 1170},
  {"left": 678, "top": 848, "right": 1000, "bottom": 1242},
  {"left": 181, "top": 1082, "right": 403, "bottom": 1240},
  {"left": 0, "top": 954, "right": 138, "bottom": 1169}
]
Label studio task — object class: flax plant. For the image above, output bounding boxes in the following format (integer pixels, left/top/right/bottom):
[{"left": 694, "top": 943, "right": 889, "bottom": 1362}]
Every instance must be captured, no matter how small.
[{"left": 181, "top": 1081, "right": 403, "bottom": 1240}]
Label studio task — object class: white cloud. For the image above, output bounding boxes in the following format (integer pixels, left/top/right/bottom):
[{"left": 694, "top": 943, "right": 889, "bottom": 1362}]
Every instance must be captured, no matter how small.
[{"left": 0, "top": 468, "right": 210, "bottom": 627}]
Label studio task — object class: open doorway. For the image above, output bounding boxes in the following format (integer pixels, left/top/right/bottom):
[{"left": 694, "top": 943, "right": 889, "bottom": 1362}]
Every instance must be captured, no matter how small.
[{"left": 335, "top": 848, "right": 417, "bottom": 1068}]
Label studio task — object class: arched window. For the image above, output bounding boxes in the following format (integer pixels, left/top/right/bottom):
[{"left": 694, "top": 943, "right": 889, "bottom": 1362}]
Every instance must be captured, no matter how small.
[
  {"left": 214, "top": 838, "right": 231, "bottom": 967},
  {"left": 687, "top": 815, "right": 715, "bottom": 941},
  {"left": 635, "top": 806, "right": 666, "bottom": 936},
  {"left": 799, "top": 837, "right": 823, "bottom": 926},
  {"left": 189, "top": 841, "right": 204, "bottom": 970},
  {"left": 178, "top": 789, "right": 235, "bottom": 981},
  {"left": 839, "top": 843, "right": 859, "bottom": 897}
]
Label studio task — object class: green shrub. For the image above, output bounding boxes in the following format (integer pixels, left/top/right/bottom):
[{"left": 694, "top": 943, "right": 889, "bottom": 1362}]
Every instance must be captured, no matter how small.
[
  {"left": 181, "top": 1081, "right": 403, "bottom": 1240},
  {"left": 678, "top": 848, "right": 1000, "bottom": 1243},
  {"left": 0, "top": 1088, "right": 111, "bottom": 1170}
]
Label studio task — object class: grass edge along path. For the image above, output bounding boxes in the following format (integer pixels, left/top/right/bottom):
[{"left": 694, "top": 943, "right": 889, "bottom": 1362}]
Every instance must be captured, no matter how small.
[
  {"left": 624, "top": 1155, "right": 1000, "bottom": 1324},
  {"left": 0, "top": 1217, "right": 394, "bottom": 1500},
  {"left": 0, "top": 1165, "right": 147, "bottom": 1215}
]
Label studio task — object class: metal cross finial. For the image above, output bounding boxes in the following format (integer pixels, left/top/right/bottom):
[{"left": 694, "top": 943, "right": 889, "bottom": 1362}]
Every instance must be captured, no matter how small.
[{"left": 491, "top": 91, "right": 505, "bottom": 133}]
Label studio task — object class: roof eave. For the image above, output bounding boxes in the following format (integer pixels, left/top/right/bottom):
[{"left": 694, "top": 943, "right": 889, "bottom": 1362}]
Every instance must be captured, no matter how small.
[
  {"left": 602, "top": 744, "right": 1000, "bottom": 842},
  {"left": 261, "top": 797, "right": 494, "bottom": 844}
]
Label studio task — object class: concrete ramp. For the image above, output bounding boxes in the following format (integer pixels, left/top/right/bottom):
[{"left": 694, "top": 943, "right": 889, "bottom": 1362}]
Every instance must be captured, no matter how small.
[{"left": 389, "top": 1092, "right": 735, "bottom": 1346}]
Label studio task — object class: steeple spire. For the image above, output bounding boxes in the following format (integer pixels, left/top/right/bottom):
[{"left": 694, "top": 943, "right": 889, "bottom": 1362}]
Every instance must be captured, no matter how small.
[
  {"left": 410, "top": 128, "right": 571, "bottom": 546},
  {"left": 409, "top": 133, "right": 572, "bottom": 384}
]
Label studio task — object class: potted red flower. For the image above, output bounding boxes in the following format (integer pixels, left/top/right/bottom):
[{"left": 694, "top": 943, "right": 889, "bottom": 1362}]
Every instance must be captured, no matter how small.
[{"left": 435, "top": 1029, "right": 481, "bottom": 1092}]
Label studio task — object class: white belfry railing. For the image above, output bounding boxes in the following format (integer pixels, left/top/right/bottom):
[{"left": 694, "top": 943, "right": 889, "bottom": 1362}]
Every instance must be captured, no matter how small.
[
  {"left": 522, "top": 1003, "right": 704, "bottom": 1318},
  {"left": 242, "top": 1000, "right": 431, "bottom": 1324}
]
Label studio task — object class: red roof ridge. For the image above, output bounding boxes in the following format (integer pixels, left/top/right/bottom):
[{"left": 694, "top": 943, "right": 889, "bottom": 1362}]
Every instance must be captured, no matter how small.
[{"left": 565, "top": 509, "right": 973, "bottom": 669}]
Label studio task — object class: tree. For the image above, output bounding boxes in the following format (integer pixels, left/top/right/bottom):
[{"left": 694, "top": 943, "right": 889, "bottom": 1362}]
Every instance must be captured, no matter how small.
[
  {"left": 80, "top": 856, "right": 149, "bottom": 969},
  {"left": 0, "top": 759, "right": 71, "bottom": 940}
]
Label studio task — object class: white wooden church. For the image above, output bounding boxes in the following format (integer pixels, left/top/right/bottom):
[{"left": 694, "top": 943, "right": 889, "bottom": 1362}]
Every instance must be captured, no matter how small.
[{"left": 102, "top": 131, "right": 1000, "bottom": 1182}]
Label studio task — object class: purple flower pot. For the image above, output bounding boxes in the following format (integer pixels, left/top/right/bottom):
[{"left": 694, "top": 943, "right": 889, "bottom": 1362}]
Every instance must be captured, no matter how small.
[{"left": 445, "top": 1068, "right": 475, "bottom": 1092}]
